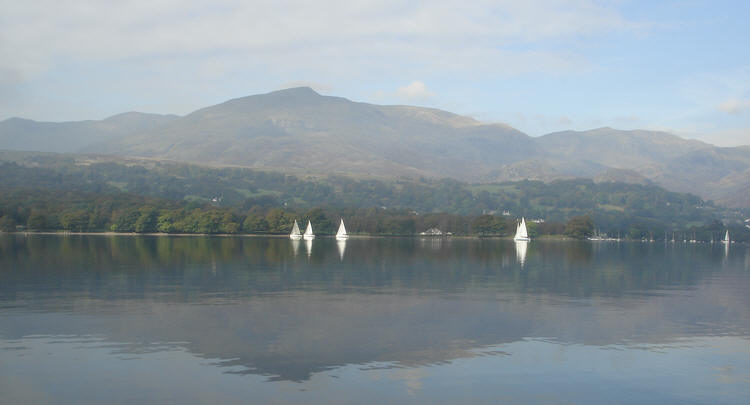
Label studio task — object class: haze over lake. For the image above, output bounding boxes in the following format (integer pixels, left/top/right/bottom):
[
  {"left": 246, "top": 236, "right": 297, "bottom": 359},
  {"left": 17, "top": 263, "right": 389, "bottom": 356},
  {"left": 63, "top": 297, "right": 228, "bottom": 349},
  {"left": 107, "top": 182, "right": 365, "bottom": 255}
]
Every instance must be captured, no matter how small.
[{"left": 1, "top": 235, "right": 749, "bottom": 404}]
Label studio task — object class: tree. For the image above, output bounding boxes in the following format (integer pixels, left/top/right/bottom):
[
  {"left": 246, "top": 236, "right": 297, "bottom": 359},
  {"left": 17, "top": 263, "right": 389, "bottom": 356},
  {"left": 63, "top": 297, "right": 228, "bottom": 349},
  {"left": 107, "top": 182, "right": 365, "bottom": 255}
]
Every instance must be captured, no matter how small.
[
  {"left": 471, "top": 215, "right": 504, "bottom": 235},
  {"left": 265, "top": 208, "right": 295, "bottom": 234},
  {"left": 0, "top": 215, "right": 15, "bottom": 232},
  {"left": 303, "top": 207, "right": 333, "bottom": 234},
  {"left": 243, "top": 214, "right": 269, "bottom": 233},
  {"left": 565, "top": 215, "right": 594, "bottom": 239},
  {"left": 112, "top": 209, "right": 140, "bottom": 232},
  {"left": 134, "top": 209, "right": 158, "bottom": 233},
  {"left": 156, "top": 210, "right": 183, "bottom": 233},
  {"left": 27, "top": 211, "right": 47, "bottom": 231},
  {"left": 219, "top": 212, "right": 240, "bottom": 234},
  {"left": 61, "top": 210, "right": 90, "bottom": 232}
]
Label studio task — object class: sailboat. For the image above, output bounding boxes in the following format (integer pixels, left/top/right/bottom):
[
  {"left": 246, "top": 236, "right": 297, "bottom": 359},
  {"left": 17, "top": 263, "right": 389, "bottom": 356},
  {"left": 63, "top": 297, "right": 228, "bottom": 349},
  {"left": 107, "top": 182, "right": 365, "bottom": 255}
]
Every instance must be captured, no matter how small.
[
  {"left": 303, "top": 220, "right": 315, "bottom": 240},
  {"left": 289, "top": 220, "right": 302, "bottom": 240},
  {"left": 722, "top": 230, "right": 730, "bottom": 244},
  {"left": 335, "top": 218, "right": 348, "bottom": 240},
  {"left": 514, "top": 217, "right": 530, "bottom": 242}
]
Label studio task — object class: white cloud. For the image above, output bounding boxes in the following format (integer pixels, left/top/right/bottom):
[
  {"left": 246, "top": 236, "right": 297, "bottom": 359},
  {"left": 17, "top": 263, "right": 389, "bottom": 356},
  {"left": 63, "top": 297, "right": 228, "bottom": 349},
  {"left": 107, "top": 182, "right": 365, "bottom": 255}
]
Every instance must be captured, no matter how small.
[
  {"left": 613, "top": 115, "right": 641, "bottom": 124},
  {"left": 680, "top": 67, "right": 750, "bottom": 112},
  {"left": 557, "top": 116, "right": 573, "bottom": 125},
  {"left": 0, "top": 0, "right": 650, "bottom": 122},
  {"left": 718, "top": 98, "right": 750, "bottom": 115},
  {"left": 396, "top": 81, "right": 435, "bottom": 101},
  {"left": 0, "top": 0, "right": 643, "bottom": 81}
]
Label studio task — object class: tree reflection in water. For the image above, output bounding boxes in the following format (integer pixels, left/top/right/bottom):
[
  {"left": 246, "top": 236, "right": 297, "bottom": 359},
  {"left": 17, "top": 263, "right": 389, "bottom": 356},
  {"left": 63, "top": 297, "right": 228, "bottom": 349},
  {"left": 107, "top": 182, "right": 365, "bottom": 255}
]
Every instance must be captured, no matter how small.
[{"left": 0, "top": 235, "right": 749, "bottom": 382}]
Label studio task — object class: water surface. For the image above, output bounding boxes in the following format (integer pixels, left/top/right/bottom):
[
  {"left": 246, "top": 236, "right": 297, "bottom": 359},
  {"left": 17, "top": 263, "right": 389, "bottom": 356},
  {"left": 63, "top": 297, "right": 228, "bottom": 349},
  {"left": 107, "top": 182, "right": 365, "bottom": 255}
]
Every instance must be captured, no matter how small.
[{"left": 1, "top": 235, "right": 749, "bottom": 404}]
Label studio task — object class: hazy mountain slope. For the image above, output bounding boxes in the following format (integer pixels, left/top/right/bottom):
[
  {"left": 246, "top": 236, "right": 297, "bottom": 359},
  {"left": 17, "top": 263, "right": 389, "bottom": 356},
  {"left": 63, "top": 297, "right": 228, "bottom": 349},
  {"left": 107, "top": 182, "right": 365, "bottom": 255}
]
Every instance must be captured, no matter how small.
[
  {"left": 710, "top": 168, "right": 750, "bottom": 208},
  {"left": 90, "top": 87, "right": 535, "bottom": 179},
  {"left": 0, "top": 112, "right": 178, "bottom": 153},
  {"left": 530, "top": 128, "right": 750, "bottom": 207},
  {"left": 538, "top": 128, "right": 711, "bottom": 167},
  {"left": 3, "top": 87, "right": 749, "bottom": 207}
]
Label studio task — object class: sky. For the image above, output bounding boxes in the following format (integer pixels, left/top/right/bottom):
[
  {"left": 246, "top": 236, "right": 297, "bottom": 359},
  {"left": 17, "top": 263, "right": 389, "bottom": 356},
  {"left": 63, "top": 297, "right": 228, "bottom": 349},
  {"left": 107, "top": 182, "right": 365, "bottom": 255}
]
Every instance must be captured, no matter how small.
[{"left": 1, "top": 0, "right": 749, "bottom": 146}]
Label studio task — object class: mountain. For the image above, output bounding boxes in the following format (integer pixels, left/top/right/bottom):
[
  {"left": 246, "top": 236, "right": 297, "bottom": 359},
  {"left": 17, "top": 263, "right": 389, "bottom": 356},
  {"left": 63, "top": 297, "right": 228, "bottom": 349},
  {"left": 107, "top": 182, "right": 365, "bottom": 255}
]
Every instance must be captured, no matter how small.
[
  {"left": 0, "top": 112, "right": 179, "bottom": 153},
  {"left": 85, "top": 87, "right": 533, "bottom": 179},
  {"left": 1, "top": 87, "right": 748, "bottom": 207},
  {"left": 530, "top": 128, "right": 750, "bottom": 207}
]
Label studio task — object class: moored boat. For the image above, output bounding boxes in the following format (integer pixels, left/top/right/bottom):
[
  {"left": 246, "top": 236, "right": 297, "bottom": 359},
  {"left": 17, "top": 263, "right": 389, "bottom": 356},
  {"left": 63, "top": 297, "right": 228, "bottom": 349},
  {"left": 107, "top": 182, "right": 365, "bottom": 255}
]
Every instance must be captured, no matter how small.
[
  {"left": 289, "top": 220, "right": 302, "bottom": 240},
  {"left": 303, "top": 220, "right": 315, "bottom": 240},
  {"left": 514, "top": 217, "right": 530, "bottom": 242},
  {"left": 336, "top": 219, "right": 348, "bottom": 240}
]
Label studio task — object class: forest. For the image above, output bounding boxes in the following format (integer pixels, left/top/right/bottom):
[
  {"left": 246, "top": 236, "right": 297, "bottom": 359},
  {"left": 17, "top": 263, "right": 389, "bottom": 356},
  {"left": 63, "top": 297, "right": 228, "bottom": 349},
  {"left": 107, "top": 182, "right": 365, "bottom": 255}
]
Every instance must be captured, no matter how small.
[{"left": 0, "top": 153, "right": 747, "bottom": 241}]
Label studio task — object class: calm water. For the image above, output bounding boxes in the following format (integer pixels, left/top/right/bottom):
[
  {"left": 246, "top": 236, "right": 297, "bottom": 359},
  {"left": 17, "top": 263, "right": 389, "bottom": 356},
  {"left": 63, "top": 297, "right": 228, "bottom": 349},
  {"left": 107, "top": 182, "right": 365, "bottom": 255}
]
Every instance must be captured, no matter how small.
[{"left": 1, "top": 235, "right": 749, "bottom": 404}]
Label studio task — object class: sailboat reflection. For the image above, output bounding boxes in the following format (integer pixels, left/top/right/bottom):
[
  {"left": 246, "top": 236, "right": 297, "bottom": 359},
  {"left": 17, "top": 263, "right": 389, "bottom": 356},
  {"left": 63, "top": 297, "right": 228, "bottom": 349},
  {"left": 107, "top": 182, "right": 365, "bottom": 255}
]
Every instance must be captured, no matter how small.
[
  {"left": 305, "top": 239, "right": 313, "bottom": 257},
  {"left": 515, "top": 241, "right": 529, "bottom": 267},
  {"left": 336, "top": 240, "right": 347, "bottom": 261},
  {"left": 290, "top": 239, "right": 301, "bottom": 256}
]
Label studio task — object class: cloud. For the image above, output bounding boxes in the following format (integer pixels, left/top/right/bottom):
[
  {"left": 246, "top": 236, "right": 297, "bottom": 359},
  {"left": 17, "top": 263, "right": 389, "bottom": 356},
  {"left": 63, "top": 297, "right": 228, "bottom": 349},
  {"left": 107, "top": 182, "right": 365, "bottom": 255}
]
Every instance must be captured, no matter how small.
[
  {"left": 557, "top": 116, "right": 573, "bottom": 125},
  {"left": 0, "top": 0, "right": 649, "bottom": 121},
  {"left": 396, "top": 81, "right": 435, "bottom": 101},
  {"left": 680, "top": 67, "right": 750, "bottom": 113},
  {"left": 0, "top": 67, "right": 26, "bottom": 108},
  {"left": 613, "top": 115, "right": 640, "bottom": 124},
  {"left": 718, "top": 98, "right": 750, "bottom": 115},
  {"left": 0, "top": 0, "right": 643, "bottom": 81}
]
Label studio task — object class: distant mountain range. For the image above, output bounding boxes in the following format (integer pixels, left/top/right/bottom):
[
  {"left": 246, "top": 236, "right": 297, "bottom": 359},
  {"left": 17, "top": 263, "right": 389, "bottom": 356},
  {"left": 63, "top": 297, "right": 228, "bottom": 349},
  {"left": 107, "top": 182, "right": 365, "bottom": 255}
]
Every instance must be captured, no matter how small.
[{"left": 1, "top": 87, "right": 748, "bottom": 208}]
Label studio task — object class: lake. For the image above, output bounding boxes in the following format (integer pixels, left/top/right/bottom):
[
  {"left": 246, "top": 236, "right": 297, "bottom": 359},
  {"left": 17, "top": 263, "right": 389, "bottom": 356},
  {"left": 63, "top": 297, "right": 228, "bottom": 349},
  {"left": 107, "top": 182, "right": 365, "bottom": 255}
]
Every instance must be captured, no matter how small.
[{"left": 1, "top": 235, "right": 749, "bottom": 404}]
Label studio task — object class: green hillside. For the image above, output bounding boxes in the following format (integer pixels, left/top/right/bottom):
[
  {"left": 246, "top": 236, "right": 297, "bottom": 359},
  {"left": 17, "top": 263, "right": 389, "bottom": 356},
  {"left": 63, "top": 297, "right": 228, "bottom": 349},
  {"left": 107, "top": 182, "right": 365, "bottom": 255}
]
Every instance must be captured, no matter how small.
[{"left": 1, "top": 152, "right": 746, "bottom": 240}]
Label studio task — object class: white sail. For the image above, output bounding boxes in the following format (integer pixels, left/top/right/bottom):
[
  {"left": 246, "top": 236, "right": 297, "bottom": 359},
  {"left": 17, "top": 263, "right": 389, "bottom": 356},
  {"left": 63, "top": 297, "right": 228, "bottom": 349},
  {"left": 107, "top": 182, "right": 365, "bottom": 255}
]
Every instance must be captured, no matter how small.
[
  {"left": 289, "top": 220, "right": 302, "bottom": 240},
  {"left": 303, "top": 220, "right": 315, "bottom": 240},
  {"left": 723, "top": 230, "right": 730, "bottom": 243},
  {"left": 336, "top": 219, "right": 348, "bottom": 240},
  {"left": 514, "top": 217, "right": 530, "bottom": 241}
]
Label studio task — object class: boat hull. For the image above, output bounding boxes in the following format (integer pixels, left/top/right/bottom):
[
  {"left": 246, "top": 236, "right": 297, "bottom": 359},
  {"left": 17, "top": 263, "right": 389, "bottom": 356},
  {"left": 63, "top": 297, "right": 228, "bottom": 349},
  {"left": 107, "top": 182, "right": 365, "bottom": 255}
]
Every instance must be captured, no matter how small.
[{"left": 290, "top": 235, "right": 302, "bottom": 240}]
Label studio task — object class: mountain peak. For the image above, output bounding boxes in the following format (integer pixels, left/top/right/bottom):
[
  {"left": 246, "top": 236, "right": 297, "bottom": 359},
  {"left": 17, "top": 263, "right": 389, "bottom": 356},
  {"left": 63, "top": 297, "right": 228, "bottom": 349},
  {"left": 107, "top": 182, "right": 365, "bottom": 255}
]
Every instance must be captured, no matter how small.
[
  {"left": 271, "top": 86, "right": 321, "bottom": 96},
  {"left": 214, "top": 86, "right": 327, "bottom": 112},
  {"left": 2, "top": 117, "right": 38, "bottom": 124},
  {"left": 103, "top": 111, "right": 179, "bottom": 122}
]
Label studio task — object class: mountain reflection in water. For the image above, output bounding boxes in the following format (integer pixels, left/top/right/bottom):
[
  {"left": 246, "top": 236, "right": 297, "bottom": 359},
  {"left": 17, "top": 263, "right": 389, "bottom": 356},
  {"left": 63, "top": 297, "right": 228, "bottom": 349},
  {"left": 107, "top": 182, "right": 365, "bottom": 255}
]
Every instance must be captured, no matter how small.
[{"left": 1, "top": 235, "right": 749, "bottom": 392}]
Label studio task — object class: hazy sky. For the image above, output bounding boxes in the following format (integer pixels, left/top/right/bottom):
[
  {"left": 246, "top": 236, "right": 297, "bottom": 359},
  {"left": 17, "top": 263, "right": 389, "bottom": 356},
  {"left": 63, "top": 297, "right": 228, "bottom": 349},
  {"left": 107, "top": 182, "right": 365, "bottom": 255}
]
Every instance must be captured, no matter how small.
[{"left": 1, "top": 0, "right": 749, "bottom": 146}]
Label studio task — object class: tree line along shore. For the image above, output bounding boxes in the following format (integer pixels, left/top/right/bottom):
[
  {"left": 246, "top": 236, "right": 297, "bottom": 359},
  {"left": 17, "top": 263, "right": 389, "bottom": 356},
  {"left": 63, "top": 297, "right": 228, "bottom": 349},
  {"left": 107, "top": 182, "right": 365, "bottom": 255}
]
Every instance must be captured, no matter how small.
[
  {"left": 0, "top": 194, "right": 745, "bottom": 242},
  {"left": 0, "top": 156, "right": 747, "bottom": 242}
]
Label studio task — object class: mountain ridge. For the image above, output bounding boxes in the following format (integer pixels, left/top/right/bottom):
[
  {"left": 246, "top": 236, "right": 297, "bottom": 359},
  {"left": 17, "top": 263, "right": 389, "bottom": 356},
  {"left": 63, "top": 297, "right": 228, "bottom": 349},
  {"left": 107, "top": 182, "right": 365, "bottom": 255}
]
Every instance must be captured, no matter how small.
[
  {"left": 0, "top": 112, "right": 179, "bottom": 153},
  {"left": 1, "top": 87, "right": 748, "bottom": 207}
]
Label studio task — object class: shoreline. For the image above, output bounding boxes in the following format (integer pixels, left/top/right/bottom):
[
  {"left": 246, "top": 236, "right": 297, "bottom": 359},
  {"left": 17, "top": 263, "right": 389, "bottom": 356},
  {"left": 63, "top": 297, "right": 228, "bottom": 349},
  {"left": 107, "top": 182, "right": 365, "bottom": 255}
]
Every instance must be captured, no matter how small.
[
  {"left": 0, "top": 231, "right": 693, "bottom": 243},
  {"left": 1, "top": 230, "right": 541, "bottom": 239},
  {"left": 1, "top": 231, "right": 744, "bottom": 244},
  {"left": 1, "top": 231, "right": 383, "bottom": 238}
]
